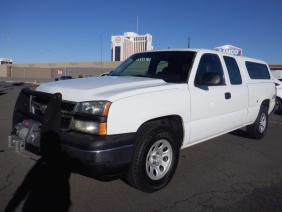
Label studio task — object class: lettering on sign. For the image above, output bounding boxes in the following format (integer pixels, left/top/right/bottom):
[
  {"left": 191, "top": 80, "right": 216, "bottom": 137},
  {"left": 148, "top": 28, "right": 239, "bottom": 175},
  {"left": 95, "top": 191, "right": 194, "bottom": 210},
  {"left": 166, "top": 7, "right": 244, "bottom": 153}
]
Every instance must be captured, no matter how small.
[{"left": 214, "top": 45, "right": 242, "bottom": 56}]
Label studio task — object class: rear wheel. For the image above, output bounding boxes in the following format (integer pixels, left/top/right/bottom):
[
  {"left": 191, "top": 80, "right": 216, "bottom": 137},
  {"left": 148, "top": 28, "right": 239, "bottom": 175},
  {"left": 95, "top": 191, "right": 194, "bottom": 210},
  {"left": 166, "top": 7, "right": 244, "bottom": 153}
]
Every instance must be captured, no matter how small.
[
  {"left": 247, "top": 106, "right": 268, "bottom": 139},
  {"left": 275, "top": 98, "right": 282, "bottom": 113},
  {"left": 125, "top": 122, "right": 180, "bottom": 193}
]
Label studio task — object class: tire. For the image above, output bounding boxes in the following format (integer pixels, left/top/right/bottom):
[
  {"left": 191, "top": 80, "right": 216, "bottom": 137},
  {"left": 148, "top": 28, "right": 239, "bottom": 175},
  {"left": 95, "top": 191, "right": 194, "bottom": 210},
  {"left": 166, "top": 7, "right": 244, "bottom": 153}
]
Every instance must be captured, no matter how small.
[
  {"left": 125, "top": 122, "right": 180, "bottom": 193},
  {"left": 275, "top": 98, "right": 282, "bottom": 114},
  {"left": 247, "top": 106, "right": 268, "bottom": 139}
]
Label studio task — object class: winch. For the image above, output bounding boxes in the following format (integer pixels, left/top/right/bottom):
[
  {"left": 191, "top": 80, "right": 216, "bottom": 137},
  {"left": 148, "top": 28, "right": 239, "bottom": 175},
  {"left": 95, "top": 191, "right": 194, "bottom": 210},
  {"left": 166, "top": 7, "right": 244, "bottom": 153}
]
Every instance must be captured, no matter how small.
[{"left": 13, "top": 119, "right": 41, "bottom": 148}]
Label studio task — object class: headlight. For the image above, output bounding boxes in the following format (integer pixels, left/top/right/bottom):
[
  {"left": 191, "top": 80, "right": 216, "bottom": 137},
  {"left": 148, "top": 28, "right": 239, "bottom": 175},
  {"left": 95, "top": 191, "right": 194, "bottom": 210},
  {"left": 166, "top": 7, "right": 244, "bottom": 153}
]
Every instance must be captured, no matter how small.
[
  {"left": 71, "top": 120, "right": 99, "bottom": 134},
  {"left": 72, "top": 101, "right": 111, "bottom": 135},
  {"left": 76, "top": 101, "right": 111, "bottom": 116}
]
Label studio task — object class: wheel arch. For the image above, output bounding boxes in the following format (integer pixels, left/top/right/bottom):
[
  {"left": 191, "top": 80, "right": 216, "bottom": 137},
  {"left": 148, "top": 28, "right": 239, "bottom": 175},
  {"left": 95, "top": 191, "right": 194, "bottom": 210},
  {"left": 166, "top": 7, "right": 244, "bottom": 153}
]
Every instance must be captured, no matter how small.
[
  {"left": 137, "top": 115, "right": 184, "bottom": 148},
  {"left": 261, "top": 99, "right": 271, "bottom": 114},
  {"left": 261, "top": 99, "right": 270, "bottom": 109}
]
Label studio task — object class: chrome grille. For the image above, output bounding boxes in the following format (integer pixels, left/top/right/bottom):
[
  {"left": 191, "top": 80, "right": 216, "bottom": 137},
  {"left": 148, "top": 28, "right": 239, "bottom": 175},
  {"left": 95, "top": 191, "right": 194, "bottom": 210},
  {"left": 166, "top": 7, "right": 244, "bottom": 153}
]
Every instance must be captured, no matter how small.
[{"left": 32, "top": 96, "right": 76, "bottom": 131}]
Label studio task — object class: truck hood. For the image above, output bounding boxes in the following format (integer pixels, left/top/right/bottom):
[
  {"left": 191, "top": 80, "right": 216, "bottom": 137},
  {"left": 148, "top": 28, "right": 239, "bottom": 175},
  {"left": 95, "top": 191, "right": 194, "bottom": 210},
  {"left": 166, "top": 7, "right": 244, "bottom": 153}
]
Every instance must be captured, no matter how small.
[{"left": 36, "top": 76, "right": 180, "bottom": 102}]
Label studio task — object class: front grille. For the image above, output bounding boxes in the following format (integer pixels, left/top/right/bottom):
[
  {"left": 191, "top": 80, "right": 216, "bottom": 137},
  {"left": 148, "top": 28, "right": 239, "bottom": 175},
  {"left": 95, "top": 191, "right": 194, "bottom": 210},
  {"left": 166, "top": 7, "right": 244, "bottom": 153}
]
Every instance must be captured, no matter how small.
[
  {"left": 32, "top": 96, "right": 76, "bottom": 131},
  {"left": 61, "top": 101, "right": 76, "bottom": 130}
]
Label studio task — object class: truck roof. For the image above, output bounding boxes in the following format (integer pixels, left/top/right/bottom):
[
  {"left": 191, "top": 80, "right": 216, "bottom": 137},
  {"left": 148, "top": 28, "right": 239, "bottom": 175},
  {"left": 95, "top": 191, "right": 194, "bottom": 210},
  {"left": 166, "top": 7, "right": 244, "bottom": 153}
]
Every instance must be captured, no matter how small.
[{"left": 144, "top": 48, "right": 268, "bottom": 64}]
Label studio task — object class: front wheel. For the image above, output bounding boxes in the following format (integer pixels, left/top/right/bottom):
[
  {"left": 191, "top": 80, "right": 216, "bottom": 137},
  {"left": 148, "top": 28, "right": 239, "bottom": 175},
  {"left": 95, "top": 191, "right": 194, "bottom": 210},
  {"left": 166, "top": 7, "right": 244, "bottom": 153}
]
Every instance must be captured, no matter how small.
[
  {"left": 247, "top": 106, "right": 268, "bottom": 139},
  {"left": 125, "top": 122, "right": 180, "bottom": 193}
]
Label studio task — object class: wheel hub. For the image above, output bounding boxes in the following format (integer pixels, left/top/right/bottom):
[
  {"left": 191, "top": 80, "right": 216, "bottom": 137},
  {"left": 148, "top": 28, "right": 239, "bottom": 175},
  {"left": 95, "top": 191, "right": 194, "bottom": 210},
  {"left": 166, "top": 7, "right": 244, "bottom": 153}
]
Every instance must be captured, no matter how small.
[
  {"left": 150, "top": 152, "right": 163, "bottom": 166},
  {"left": 146, "top": 139, "right": 173, "bottom": 180}
]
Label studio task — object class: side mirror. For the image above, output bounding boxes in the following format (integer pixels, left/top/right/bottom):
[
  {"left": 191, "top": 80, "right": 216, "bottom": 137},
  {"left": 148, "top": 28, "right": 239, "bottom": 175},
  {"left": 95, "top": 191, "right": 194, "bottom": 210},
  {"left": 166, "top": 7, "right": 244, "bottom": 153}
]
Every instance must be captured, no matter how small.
[{"left": 201, "top": 72, "right": 222, "bottom": 85}]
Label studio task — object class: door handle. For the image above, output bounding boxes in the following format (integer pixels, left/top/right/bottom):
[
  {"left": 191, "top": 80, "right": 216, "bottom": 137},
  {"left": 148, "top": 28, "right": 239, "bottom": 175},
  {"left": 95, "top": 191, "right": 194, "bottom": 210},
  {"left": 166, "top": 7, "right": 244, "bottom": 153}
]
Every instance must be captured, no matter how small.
[{"left": 225, "top": 92, "right": 231, "bottom": 99}]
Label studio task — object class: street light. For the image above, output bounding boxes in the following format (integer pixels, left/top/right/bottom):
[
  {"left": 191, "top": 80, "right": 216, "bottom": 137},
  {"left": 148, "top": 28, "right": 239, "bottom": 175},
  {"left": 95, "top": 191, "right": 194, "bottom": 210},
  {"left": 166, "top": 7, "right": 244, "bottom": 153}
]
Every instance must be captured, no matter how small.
[
  {"left": 41, "top": 49, "right": 51, "bottom": 63},
  {"left": 153, "top": 44, "right": 160, "bottom": 50}
]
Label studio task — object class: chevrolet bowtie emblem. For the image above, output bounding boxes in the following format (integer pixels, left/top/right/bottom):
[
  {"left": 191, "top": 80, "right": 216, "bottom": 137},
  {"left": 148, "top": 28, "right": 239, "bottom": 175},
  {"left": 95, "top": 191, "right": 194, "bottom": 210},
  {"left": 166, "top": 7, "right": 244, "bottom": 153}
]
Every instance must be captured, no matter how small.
[{"left": 39, "top": 105, "right": 47, "bottom": 114}]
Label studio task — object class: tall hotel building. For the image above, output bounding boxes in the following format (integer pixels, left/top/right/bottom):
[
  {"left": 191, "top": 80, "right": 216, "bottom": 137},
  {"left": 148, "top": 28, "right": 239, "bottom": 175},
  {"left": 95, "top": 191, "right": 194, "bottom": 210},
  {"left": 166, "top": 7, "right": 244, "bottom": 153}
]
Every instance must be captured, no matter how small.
[{"left": 111, "top": 32, "right": 153, "bottom": 61}]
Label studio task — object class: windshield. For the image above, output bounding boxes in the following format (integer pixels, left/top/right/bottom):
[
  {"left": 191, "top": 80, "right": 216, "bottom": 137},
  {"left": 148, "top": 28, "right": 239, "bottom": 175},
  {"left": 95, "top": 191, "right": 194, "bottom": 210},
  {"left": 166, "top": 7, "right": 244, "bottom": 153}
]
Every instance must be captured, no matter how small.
[{"left": 111, "top": 51, "right": 196, "bottom": 83}]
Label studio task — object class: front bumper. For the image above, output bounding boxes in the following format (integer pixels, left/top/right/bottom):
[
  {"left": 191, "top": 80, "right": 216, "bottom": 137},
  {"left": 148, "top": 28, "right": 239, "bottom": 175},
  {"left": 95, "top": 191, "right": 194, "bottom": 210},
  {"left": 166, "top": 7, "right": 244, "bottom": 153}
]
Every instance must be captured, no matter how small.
[
  {"left": 9, "top": 131, "right": 135, "bottom": 178},
  {"left": 9, "top": 88, "right": 135, "bottom": 179},
  {"left": 60, "top": 131, "right": 135, "bottom": 166}
]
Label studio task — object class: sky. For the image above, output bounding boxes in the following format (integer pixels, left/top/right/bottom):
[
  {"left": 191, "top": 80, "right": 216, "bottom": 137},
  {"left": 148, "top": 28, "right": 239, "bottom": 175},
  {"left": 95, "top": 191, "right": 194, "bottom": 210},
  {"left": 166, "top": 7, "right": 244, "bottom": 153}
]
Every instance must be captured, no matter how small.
[{"left": 0, "top": 0, "right": 281, "bottom": 64}]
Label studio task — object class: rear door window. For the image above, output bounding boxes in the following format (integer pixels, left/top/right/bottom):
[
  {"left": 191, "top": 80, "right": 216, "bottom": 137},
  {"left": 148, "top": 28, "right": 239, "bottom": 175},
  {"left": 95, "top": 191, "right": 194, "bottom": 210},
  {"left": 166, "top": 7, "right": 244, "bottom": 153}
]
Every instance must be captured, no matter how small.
[{"left": 223, "top": 56, "right": 242, "bottom": 85}]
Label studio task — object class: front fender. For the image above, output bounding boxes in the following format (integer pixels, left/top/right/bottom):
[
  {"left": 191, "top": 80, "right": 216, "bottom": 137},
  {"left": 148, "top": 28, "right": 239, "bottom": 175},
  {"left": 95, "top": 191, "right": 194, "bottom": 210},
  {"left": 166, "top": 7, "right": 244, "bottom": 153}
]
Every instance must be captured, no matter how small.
[{"left": 106, "top": 85, "right": 190, "bottom": 135}]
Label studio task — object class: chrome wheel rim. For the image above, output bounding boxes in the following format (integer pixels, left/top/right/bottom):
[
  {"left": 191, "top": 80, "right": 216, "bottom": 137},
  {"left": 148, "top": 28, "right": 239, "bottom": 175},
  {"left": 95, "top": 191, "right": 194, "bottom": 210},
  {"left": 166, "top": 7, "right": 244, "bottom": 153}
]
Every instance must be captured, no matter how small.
[
  {"left": 146, "top": 139, "right": 173, "bottom": 180},
  {"left": 259, "top": 113, "right": 267, "bottom": 133}
]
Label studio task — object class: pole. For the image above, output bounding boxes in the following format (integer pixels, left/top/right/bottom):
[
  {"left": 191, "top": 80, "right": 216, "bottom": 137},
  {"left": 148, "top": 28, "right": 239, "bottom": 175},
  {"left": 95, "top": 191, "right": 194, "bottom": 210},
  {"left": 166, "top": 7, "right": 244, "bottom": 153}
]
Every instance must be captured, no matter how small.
[
  {"left": 64, "top": 48, "right": 67, "bottom": 76},
  {"left": 188, "top": 36, "right": 190, "bottom": 48},
  {"left": 7, "top": 32, "right": 10, "bottom": 59},
  {"left": 100, "top": 35, "right": 103, "bottom": 73},
  {"left": 136, "top": 13, "right": 138, "bottom": 34}
]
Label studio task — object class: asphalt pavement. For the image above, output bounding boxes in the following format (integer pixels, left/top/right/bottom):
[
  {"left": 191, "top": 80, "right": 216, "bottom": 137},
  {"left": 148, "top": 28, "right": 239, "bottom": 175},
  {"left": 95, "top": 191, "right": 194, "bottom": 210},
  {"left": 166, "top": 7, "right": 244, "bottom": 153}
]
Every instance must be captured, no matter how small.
[{"left": 0, "top": 81, "right": 282, "bottom": 212}]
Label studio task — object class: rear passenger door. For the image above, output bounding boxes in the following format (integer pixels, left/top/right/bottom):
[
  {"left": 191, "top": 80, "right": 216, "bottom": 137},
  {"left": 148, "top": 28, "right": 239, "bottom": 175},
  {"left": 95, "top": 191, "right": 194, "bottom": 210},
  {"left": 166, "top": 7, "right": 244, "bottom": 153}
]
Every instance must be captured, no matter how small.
[
  {"left": 222, "top": 55, "right": 249, "bottom": 123},
  {"left": 188, "top": 53, "right": 248, "bottom": 144}
]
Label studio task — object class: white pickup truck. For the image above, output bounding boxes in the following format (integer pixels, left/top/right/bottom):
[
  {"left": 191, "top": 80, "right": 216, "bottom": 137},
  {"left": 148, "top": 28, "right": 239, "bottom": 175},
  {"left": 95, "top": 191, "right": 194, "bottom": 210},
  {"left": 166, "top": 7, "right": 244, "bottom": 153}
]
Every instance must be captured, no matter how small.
[{"left": 9, "top": 49, "right": 276, "bottom": 192}]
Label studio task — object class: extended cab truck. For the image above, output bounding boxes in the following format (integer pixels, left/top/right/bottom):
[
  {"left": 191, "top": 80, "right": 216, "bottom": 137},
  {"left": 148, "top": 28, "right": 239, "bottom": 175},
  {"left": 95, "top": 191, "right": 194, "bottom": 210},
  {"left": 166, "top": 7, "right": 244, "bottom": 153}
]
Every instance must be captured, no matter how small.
[{"left": 9, "top": 49, "right": 276, "bottom": 192}]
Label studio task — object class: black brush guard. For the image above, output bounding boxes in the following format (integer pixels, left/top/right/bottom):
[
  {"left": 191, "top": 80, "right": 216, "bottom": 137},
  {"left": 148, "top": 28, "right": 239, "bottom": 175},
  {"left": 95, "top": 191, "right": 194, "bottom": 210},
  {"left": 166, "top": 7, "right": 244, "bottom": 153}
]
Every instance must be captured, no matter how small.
[{"left": 9, "top": 87, "right": 62, "bottom": 156}]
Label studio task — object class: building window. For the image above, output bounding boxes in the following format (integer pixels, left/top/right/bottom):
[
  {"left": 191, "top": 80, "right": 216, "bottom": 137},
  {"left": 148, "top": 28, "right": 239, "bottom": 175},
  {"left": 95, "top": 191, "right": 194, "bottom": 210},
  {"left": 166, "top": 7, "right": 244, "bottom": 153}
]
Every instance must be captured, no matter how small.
[{"left": 115, "top": 46, "right": 121, "bottom": 61}]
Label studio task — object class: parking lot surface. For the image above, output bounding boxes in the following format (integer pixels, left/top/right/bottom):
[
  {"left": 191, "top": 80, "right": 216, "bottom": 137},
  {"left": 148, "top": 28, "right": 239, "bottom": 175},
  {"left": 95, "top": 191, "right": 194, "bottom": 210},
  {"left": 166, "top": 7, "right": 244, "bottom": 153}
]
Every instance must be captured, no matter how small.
[{"left": 0, "top": 81, "right": 282, "bottom": 211}]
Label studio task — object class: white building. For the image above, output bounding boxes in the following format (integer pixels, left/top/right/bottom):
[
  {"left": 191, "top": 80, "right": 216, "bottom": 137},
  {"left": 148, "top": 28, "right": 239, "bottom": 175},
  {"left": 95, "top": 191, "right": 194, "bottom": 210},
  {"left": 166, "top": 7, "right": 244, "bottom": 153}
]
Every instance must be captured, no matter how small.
[
  {"left": 0, "top": 58, "right": 13, "bottom": 64},
  {"left": 111, "top": 32, "right": 153, "bottom": 61}
]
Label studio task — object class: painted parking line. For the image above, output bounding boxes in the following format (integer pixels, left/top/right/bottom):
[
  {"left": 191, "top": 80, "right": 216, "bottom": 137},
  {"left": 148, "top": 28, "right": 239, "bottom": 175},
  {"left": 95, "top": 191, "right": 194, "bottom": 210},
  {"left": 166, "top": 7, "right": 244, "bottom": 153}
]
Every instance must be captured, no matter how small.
[{"left": 269, "top": 121, "right": 282, "bottom": 125}]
